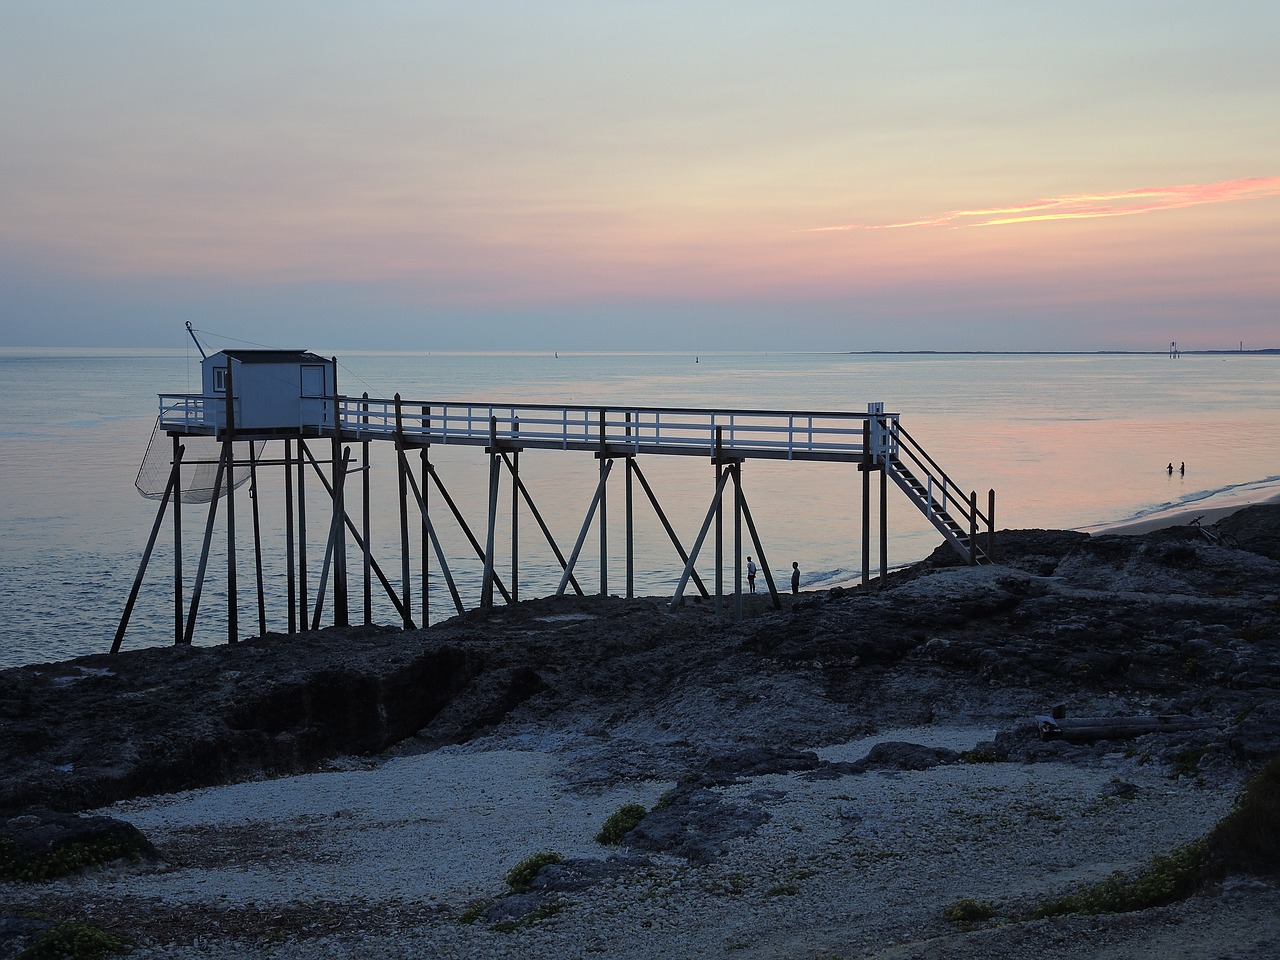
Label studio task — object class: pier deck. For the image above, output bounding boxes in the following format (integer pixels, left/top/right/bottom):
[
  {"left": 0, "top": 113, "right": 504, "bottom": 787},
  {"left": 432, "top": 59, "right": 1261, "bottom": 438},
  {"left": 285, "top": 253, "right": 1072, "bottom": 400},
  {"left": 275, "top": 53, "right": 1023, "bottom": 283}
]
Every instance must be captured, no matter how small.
[{"left": 159, "top": 395, "right": 883, "bottom": 463}]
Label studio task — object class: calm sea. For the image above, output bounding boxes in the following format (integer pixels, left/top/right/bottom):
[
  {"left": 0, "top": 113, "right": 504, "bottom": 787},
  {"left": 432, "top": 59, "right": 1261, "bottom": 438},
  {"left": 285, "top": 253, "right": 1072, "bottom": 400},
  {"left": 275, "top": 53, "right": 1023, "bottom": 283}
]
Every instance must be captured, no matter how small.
[{"left": 2, "top": 348, "right": 1278, "bottom": 668}]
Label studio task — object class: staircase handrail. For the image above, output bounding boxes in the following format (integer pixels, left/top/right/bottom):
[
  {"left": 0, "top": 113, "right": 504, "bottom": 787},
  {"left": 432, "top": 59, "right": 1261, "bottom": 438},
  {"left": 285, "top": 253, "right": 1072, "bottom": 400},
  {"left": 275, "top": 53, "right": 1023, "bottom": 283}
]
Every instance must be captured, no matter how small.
[{"left": 889, "top": 420, "right": 991, "bottom": 531}]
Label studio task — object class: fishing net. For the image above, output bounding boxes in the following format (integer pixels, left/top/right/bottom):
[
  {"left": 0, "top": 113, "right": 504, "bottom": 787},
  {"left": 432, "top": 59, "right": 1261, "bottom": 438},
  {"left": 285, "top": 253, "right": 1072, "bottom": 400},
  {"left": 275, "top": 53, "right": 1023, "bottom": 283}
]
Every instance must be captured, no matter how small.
[{"left": 134, "top": 418, "right": 260, "bottom": 503}]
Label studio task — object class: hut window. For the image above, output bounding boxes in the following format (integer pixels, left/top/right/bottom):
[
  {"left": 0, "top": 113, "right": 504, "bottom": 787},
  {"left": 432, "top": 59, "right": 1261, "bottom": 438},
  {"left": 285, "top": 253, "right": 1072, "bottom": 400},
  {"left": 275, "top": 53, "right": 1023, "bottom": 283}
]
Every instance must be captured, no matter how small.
[{"left": 213, "top": 367, "right": 227, "bottom": 392}]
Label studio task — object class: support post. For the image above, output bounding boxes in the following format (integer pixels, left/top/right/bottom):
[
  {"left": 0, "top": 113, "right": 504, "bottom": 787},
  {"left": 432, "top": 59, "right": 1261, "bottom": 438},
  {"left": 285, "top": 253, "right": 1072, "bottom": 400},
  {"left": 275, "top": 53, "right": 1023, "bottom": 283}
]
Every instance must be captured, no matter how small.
[
  {"left": 331, "top": 434, "right": 349, "bottom": 627},
  {"left": 394, "top": 396, "right": 413, "bottom": 628},
  {"left": 420, "top": 446, "right": 430, "bottom": 626},
  {"left": 970, "top": 490, "right": 978, "bottom": 565},
  {"left": 398, "top": 448, "right": 465, "bottom": 615},
  {"left": 879, "top": 454, "right": 887, "bottom": 589},
  {"left": 297, "top": 438, "right": 309, "bottom": 630},
  {"left": 511, "top": 448, "right": 520, "bottom": 602},
  {"left": 625, "top": 457, "right": 635, "bottom": 599},
  {"left": 862, "top": 419, "right": 871, "bottom": 587},
  {"left": 362, "top": 397, "right": 372, "bottom": 625},
  {"left": 311, "top": 447, "right": 351, "bottom": 630},
  {"left": 172, "top": 434, "right": 183, "bottom": 645},
  {"left": 420, "top": 405, "right": 430, "bottom": 626},
  {"left": 284, "top": 438, "right": 296, "bottom": 634},
  {"left": 734, "top": 463, "right": 743, "bottom": 622},
  {"left": 113, "top": 444, "right": 183, "bottom": 654},
  {"left": 249, "top": 443, "right": 267, "bottom": 637},
  {"left": 715, "top": 428, "right": 724, "bottom": 619},
  {"left": 599, "top": 410, "right": 608, "bottom": 596},
  {"left": 483, "top": 416, "right": 500, "bottom": 608},
  {"left": 223, "top": 365, "right": 238, "bottom": 644},
  {"left": 987, "top": 489, "right": 996, "bottom": 562},
  {"left": 557, "top": 459, "right": 614, "bottom": 596}
]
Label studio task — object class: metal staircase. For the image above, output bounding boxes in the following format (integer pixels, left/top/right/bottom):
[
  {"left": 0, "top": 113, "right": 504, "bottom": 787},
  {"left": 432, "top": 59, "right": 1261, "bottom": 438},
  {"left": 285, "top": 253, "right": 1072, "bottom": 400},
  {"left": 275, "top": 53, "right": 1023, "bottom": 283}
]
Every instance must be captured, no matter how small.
[{"left": 872, "top": 415, "right": 994, "bottom": 565}]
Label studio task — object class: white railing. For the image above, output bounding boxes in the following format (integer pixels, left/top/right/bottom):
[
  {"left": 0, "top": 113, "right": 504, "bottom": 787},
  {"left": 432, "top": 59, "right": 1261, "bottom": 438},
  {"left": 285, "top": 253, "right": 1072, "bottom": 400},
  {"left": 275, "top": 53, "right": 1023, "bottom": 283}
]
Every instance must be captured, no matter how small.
[
  {"left": 337, "top": 398, "right": 890, "bottom": 461},
  {"left": 159, "top": 393, "right": 898, "bottom": 462},
  {"left": 159, "top": 395, "right": 228, "bottom": 430}
]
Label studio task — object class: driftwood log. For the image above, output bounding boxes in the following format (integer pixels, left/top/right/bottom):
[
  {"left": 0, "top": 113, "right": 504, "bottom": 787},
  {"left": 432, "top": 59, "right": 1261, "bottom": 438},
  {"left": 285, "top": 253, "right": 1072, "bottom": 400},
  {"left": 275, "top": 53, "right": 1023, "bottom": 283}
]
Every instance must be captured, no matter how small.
[{"left": 1036, "top": 714, "right": 1218, "bottom": 743}]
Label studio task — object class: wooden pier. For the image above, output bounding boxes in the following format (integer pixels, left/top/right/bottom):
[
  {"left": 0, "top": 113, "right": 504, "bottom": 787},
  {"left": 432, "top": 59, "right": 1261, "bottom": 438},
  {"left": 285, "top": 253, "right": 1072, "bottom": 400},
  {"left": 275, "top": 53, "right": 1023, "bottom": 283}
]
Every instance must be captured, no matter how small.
[{"left": 114, "top": 349, "right": 995, "bottom": 652}]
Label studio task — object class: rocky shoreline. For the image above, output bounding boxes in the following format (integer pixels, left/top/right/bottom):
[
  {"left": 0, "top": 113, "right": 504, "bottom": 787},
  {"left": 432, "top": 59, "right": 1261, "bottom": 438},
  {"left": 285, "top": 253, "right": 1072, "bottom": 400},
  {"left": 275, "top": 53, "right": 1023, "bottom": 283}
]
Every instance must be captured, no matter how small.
[{"left": 4, "top": 506, "right": 1280, "bottom": 958}]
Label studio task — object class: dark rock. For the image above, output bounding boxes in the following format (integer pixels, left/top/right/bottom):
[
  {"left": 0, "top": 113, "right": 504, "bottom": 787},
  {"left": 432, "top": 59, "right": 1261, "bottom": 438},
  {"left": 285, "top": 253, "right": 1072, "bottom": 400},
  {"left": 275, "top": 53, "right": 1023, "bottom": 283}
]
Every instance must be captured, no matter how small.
[
  {"left": 529, "top": 856, "right": 644, "bottom": 893},
  {"left": 1228, "top": 701, "right": 1280, "bottom": 761},
  {"left": 0, "top": 632, "right": 483, "bottom": 811},
  {"left": 1104, "top": 780, "right": 1140, "bottom": 798},
  {"left": 849, "top": 741, "right": 961, "bottom": 773},
  {"left": 626, "top": 783, "right": 769, "bottom": 864},
  {"left": 1, "top": 808, "right": 156, "bottom": 880},
  {"left": 699, "top": 746, "right": 821, "bottom": 784},
  {"left": 480, "top": 891, "right": 546, "bottom": 923}
]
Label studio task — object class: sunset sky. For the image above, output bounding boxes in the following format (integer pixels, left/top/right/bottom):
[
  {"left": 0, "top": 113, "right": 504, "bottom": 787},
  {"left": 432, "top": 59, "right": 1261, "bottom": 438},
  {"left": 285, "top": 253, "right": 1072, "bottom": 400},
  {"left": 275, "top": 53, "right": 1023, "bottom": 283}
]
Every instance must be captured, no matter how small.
[{"left": 2, "top": 2, "right": 1278, "bottom": 352}]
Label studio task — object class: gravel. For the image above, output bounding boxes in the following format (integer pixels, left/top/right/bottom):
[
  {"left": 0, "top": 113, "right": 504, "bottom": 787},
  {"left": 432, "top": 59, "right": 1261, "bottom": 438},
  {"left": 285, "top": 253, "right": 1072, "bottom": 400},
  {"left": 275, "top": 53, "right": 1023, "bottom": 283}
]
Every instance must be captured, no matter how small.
[{"left": 20, "top": 723, "right": 1272, "bottom": 960}]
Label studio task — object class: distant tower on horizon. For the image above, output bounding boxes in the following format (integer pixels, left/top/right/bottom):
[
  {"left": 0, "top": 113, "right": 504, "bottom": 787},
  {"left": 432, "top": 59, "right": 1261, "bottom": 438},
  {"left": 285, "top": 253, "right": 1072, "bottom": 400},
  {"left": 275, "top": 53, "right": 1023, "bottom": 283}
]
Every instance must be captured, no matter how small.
[{"left": 1169, "top": 340, "right": 1180, "bottom": 359}]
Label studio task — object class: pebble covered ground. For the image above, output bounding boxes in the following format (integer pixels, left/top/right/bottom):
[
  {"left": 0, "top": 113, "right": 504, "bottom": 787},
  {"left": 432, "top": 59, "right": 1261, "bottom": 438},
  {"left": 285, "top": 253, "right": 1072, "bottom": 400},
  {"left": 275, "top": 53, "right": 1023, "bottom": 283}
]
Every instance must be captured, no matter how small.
[{"left": 21, "top": 723, "right": 1272, "bottom": 960}]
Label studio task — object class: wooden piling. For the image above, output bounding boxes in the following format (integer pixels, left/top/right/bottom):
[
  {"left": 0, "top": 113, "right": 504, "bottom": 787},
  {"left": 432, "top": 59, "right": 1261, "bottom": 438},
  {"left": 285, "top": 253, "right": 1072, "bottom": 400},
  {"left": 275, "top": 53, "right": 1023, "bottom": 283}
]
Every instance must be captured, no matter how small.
[
  {"left": 284, "top": 438, "right": 296, "bottom": 634},
  {"left": 224, "top": 364, "right": 238, "bottom": 644},
  {"left": 249, "top": 443, "right": 266, "bottom": 637},
  {"left": 172, "top": 434, "right": 183, "bottom": 645},
  {"left": 296, "top": 438, "right": 309, "bottom": 630}
]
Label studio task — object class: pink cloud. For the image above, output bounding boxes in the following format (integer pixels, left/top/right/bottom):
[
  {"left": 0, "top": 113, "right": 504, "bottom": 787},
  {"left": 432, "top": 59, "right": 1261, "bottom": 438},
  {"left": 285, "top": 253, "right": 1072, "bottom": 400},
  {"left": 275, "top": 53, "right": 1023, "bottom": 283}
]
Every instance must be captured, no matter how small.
[{"left": 812, "top": 176, "right": 1280, "bottom": 231}]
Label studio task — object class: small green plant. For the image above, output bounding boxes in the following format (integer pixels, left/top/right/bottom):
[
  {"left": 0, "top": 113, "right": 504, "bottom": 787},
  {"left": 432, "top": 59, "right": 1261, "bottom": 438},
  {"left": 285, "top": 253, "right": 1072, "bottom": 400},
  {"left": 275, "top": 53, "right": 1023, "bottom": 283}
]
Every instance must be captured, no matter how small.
[
  {"left": 457, "top": 898, "right": 496, "bottom": 925},
  {"left": 943, "top": 898, "right": 996, "bottom": 925},
  {"left": 505, "top": 851, "right": 563, "bottom": 892},
  {"left": 712, "top": 873, "right": 751, "bottom": 896},
  {"left": 1203, "top": 755, "right": 1280, "bottom": 877},
  {"left": 0, "top": 835, "right": 151, "bottom": 884},
  {"left": 17, "top": 919, "right": 130, "bottom": 960},
  {"left": 1030, "top": 756, "right": 1280, "bottom": 920},
  {"left": 595, "top": 802, "right": 647, "bottom": 845},
  {"left": 1171, "top": 747, "right": 1207, "bottom": 779},
  {"left": 960, "top": 748, "right": 1003, "bottom": 764},
  {"left": 492, "top": 901, "right": 565, "bottom": 932},
  {"left": 1030, "top": 840, "right": 1207, "bottom": 918},
  {"left": 766, "top": 883, "right": 799, "bottom": 897}
]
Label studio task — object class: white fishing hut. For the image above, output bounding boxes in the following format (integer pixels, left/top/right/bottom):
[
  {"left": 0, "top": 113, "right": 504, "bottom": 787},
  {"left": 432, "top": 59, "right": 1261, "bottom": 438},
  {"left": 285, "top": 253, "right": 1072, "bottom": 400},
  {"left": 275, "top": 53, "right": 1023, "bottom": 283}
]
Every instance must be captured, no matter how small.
[{"left": 166, "top": 349, "right": 338, "bottom": 435}]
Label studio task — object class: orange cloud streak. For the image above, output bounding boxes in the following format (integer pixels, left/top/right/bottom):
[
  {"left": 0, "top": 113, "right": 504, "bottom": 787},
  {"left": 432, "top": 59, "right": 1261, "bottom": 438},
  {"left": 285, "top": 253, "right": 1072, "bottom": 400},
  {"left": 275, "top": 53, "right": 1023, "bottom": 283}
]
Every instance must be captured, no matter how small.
[{"left": 812, "top": 176, "right": 1280, "bottom": 232}]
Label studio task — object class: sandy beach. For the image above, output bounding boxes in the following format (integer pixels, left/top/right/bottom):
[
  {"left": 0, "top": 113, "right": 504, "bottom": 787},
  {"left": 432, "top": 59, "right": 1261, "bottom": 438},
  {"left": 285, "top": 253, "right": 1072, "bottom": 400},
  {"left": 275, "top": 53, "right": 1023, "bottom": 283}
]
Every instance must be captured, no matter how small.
[{"left": 1082, "top": 490, "right": 1280, "bottom": 536}]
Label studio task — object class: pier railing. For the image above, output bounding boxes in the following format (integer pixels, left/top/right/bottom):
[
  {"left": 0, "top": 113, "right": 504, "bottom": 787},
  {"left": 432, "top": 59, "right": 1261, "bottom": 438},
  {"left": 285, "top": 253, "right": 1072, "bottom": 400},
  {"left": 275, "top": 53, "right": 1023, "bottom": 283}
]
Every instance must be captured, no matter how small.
[{"left": 335, "top": 398, "right": 876, "bottom": 462}]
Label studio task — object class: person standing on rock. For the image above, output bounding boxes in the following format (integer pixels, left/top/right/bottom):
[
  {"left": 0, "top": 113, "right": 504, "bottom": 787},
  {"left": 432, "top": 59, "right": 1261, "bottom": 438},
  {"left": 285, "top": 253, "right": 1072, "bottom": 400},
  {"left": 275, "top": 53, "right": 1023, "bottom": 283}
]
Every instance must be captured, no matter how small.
[
  {"left": 791, "top": 561, "right": 800, "bottom": 595},
  {"left": 746, "top": 556, "right": 757, "bottom": 593}
]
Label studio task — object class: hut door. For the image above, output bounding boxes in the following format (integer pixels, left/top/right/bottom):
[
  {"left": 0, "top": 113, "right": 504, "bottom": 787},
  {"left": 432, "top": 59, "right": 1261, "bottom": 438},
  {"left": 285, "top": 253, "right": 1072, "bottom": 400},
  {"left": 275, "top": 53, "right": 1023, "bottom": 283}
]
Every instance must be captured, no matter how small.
[
  {"left": 300, "top": 365, "right": 326, "bottom": 397},
  {"left": 300, "top": 364, "right": 328, "bottom": 427}
]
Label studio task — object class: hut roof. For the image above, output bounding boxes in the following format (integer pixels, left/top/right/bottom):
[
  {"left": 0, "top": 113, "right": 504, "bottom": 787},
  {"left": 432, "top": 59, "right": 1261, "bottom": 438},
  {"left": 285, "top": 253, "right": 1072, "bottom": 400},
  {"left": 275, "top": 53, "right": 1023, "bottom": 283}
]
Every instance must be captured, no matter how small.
[{"left": 218, "top": 350, "right": 329, "bottom": 365}]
